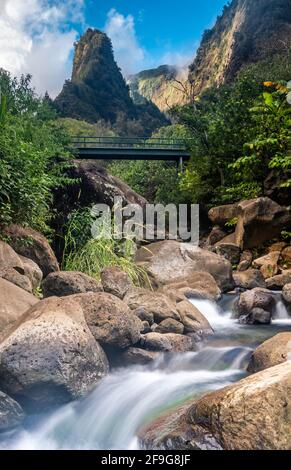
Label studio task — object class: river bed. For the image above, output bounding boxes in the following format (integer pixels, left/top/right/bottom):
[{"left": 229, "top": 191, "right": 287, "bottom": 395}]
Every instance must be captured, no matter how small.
[{"left": 0, "top": 294, "right": 290, "bottom": 450}]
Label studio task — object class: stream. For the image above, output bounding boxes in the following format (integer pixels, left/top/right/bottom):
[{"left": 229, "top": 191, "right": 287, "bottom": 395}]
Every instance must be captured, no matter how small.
[{"left": 0, "top": 294, "right": 290, "bottom": 450}]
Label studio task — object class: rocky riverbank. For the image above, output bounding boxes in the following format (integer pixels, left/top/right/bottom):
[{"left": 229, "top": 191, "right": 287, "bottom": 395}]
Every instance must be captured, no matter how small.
[{"left": 0, "top": 195, "right": 290, "bottom": 447}]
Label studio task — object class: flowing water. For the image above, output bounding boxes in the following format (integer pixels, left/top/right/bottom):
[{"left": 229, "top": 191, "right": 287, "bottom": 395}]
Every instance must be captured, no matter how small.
[{"left": 0, "top": 294, "right": 290, "bottom": 450}]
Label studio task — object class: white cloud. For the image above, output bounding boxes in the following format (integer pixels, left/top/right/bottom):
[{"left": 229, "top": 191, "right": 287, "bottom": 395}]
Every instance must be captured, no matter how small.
[
  {"left": 0, "top": 0, "right": 84, "bottom": 97},
  {"left": 104, "top": 9, "right": 145, "bottom": 76}
]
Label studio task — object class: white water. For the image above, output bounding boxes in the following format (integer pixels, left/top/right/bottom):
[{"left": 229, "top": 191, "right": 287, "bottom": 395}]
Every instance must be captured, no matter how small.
[{"left": 0, "top": 295, "right": 290, "bottom": 450}]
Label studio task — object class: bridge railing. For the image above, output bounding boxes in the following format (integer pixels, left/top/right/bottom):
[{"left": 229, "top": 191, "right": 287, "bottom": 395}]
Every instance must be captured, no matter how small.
[{"left": 70, "top": 136, "right": 190, "bottom": 150}]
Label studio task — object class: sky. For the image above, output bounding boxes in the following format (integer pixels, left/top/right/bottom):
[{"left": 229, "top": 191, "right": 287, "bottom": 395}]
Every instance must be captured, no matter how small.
[{"left": 0, "top": 0, "right": 227, "bottom": 97}]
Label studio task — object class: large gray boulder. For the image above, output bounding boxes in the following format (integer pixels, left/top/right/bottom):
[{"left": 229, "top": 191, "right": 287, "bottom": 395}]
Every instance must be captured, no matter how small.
[
  {"left": 176, "top": 300, "right": 212, "bottom": 335},
  {"left": 0, "top": 296, "right": 109, "bottom": 411},
  {"left": 42, "top": 271, "right": 103, "bottom": 298},
  {"left": 0, "top": 278, "right": 38, "bottom": 341},
  {"left": 2, "top": 225, "right": 59, "bottom": 277},
  {"left": 75, "top": 292, "right": 142, "bottom": 349},
  {"left": 0, "top": 391, "right": 25, "bottom": 432},
  {"left": 248, "top": 332, "right": 291, "bottom": 373},
  {"left": 135, "top": 241, "right": 233, "bottom": 292}
]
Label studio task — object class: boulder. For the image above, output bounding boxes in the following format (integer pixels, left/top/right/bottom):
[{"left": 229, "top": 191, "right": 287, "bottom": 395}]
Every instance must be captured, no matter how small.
[
  {"left": 135, "top": 241, "right": 234, "bottom": 292},
  {"left": 205, "top": 227, "right": 226, "bottom": 247},
  {"left": 42, "top": 271, "right": 103, "bottom": 298},
  {"left": 266, "top": 270, "right": 291, "bottom": 290},
  {"left": 141, "top": 321, "right": 151, "bottom": 334},
  {"left": 234, "top": 198, "right": 291, "bottom": 249},
  {"left": 0, "top": 267, "right": 32, "bottom": 293},
  {"left": 176, "top": 300, "right": 212, "bottom": 335},
  {"left": 167, "top": 272, "right": 221, "bottom": 301},
  {"left": 208, "top": 203, "right": 238, "bottom": 226},
  {"left": 233, "top": 269, "right": 266, "bottom": 289},
  {"left": 0, "top": 240, "right": 24, "bottom": 272},
  {"left": 282, "top": 246, "right": 291, "bottom": 265},
  {"left": 75, "top": 292, "right": 141, "bottom": 349},
  {"left": 248, "top": 332, "right": 291, "bottom": 373},
  {"left": 124, "top": 288, "right": 181, "bottom": 323},
  {"left": 69, "top": 160, "right": 148, "bottom": 208},
  {"left": 237, "top": 250, "right": 253, "bottom": 272},
  {"left": 214, "top": 243, "right": 240, "bottom": 265},
  {"left": 140, "top": 332, "right": 194, "bottom": 353},
  {"left": 0, "top": 296, "right": 109, "bottom": 411},
  {"left": 133, "top": 307, "right": 155, "bottom": 325},
  {"left": 138, "top": 403, "right": 200, "bottom": 450},
  {"left": 158, "top": 286, "right": 186, "bottom": 304},
  {"left": 120, "top": 347, "right": 158, "bottom": 366},
  {"left": 239, "top": 308, "right": 271, "bottom": 325},
  {"left": 0, "top": 391, "right": 25, "bottom": 432},
  {"left": 187, "top": 361, "right": 291, "bottom": 450},
  {"left": 155, "top": 318, "right": 184, "bottom": 335},
  {"left": 268, "top": 242, "right": 287, "bottom": 253},
  {"left": 100, "top": 267, "right": 132, "bottom": 299},
  {"left": 235, "top": 288, "right": 275, "bottom": 324},
  {"left": 3, "top": 225, "right": 59, "bottom": 277},
  {"left": 253, "top": 251, "right": 280, "bottom": 279},
  {"left": 282, "top": 283, "right": 291, "bottom": 304},
  {"left": 0, "top": 278, "right": 38, "bottom": 341},
  {"left": 19, "top": 255, "right": 43, "bottom": 289}
]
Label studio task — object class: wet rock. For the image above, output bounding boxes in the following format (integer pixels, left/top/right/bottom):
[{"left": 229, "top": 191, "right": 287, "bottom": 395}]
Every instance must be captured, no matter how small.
[
  {"left": 0, "top": 391, "right": 25, "bottom": 432},
  {"left": 135, "top": 241, "right": 234, "bottom": 292},
  {"left": 75, "top": 292, "right": 142, "bottom": 349},
  {"left": 235, "top": 288, "right": 275, "bottom": 324},
  {"left": 187, "top": 361, "right": 291, "bottom": 450},
  {"left": 237, "top": 250, "right": 253, "bottom": 272},
  {"left": 0, "top": 296, "right": 109, "bottom": 411},
  {"left": 176, "top": 300, "right": 212, "bottom": 335},
  {"left": 253, "top": 251, "right": 280, "bottom": 279},
  {"left": 19, "top": 255, "right": 43, "bottom": 290},
  {"left": 266, "top": 270, "right": 291, "bottom": 290},
  {"left": 0, "top": 267, "right": 32, "bottom": 293},
  {"left": 124, "top": 288, "right": 181, "bottom": 323},
  {"left": 140, "top": 332, "right": 194, "bottom": 353},
  {"left": 239, "top": 308, "right": 271, "bottom": 325},
  {"left": 0, "top": 278, "right": 38, "bottom": 342},
  {"left": 3, "top": 225, "right": 59, "bottom": 277},
  {"left": 248, "top": 332, "right": 291, "bottom": 373},
  {"left": 100, "top": 267, "right": 133, "bottom": 299},
  {"left": 233, "top": 269, "right": 266, "bottom": 289},
  {"left": 120, "top": 348, "right": 158, "bottom": 366},
  {"left": 282, "top": 283, "right": 291, "bottom": 304},
  {"left": 155, "top": 318, "right": 184, "bottom": 335},
  {"left": 138, "top": 403, "right": 204, "bottom": 450},
  {"left": 42, "top": 271, "right": 103, "bottom": 298}
]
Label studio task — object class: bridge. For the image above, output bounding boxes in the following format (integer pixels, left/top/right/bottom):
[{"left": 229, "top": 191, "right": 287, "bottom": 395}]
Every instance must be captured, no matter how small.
[{"left": 70, "top": 136, "right": 191, "bottom": 166}]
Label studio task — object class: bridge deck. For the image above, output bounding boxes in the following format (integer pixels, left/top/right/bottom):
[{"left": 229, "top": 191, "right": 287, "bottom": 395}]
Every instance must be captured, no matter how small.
[{"left": 70, "top": 137, "right": 191, "bottom": 162}]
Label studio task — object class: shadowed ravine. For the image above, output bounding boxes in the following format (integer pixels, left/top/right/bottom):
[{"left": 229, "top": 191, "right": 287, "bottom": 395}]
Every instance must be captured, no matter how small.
[{"left": 0, "top": 295, "right": 290, "bottom": 450}]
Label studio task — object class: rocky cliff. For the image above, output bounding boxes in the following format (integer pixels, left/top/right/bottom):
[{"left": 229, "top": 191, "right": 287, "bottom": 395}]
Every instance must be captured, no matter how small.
[
  {"left": 55, "top": 29, "right": 167, "bottom": 133},
  {"left": 128, "top": 65, "right": 189, "bottom": 113},
  {"left": 189, "top": 0, "right": 291, "bottom": 95}
]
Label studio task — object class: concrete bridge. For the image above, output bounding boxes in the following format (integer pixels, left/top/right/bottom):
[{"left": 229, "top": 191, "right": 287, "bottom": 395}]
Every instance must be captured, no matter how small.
[{"left": 70, "top": 136, "right": 191, "bottom": 166}]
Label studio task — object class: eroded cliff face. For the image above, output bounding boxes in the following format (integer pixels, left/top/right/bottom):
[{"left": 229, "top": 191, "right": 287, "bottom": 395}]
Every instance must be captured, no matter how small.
[
  {"left": 189, "top": 0, "right": 291, "bottom": 94},
  {"left": 128, "top": 66, "right": 190, "bottom": 113}
]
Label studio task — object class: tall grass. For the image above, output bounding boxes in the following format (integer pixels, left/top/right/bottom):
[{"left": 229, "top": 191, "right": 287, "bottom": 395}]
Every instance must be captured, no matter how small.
[{"left": 62, "top": 207, "right": 150, "bottom": 287}]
